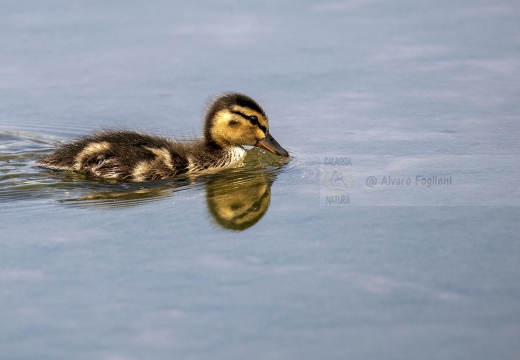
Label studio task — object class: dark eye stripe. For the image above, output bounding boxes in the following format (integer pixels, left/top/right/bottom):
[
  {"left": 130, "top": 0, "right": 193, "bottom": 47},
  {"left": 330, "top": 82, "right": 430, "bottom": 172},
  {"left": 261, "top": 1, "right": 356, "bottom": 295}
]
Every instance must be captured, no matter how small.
[{"left": 231, "top": 111, "right": 267, "bottom": 133}]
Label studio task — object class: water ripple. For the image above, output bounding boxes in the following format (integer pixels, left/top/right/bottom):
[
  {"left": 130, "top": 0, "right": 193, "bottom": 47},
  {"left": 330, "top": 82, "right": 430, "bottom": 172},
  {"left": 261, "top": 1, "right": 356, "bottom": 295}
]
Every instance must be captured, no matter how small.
[{"left": 1, "top": 130, "right": 317, "bottom": 217}]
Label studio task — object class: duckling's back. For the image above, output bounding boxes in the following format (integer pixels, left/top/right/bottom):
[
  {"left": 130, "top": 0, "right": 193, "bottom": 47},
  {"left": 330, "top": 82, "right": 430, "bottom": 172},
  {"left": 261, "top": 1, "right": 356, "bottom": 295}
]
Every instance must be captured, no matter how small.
[{"left": 37, "top": 130, "right": 191, "bottom": 181}]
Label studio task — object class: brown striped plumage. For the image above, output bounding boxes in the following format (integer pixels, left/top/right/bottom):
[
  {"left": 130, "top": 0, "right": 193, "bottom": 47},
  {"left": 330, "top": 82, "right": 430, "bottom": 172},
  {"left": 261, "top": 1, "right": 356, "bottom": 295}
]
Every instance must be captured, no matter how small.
[{"left": 36, "top": 93, "right": 289, "bottom": 181}]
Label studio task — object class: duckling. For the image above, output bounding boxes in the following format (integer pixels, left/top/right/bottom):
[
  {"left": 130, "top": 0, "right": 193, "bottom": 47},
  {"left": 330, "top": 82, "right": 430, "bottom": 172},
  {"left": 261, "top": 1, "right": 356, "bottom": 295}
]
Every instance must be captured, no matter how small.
[{"left": 36, "top": 93, "right": 289, "bottom": 181}]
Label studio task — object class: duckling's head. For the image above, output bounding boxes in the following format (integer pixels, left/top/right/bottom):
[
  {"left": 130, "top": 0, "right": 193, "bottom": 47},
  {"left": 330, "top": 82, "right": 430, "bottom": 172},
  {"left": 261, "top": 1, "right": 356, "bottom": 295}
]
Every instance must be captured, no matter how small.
[{"left": 204, "top": 93, "right": 289, "bottom": 157}]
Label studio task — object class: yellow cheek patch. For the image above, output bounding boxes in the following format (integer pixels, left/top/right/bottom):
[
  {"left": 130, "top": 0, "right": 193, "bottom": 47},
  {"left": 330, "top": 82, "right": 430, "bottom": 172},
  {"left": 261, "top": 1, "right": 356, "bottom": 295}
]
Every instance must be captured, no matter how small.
[
  {"left": 210, "top": 110, "right": 234, "bottom": 147},
  {"left": 210, "top": 107, "right": 270, "bottom": 147}
]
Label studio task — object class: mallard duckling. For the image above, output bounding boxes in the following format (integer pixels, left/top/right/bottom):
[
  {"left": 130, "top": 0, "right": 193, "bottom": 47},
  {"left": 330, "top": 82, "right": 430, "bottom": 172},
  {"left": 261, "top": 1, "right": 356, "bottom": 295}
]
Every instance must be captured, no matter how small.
[{"left": 36, "top": 93, "right": 289, "bottom": 181}]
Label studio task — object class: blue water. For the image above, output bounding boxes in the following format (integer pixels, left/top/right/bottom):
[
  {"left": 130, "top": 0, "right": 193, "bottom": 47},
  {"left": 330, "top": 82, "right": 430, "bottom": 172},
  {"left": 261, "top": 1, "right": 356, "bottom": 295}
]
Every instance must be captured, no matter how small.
[{"left": 1, "top": 1, "right": 520, "bottom": 359}]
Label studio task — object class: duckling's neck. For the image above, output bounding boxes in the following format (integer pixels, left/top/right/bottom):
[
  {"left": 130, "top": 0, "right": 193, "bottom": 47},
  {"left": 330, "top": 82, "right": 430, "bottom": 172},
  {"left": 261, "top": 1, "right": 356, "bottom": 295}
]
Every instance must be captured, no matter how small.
[
  {"left": 204, "top": 139, "right": 246, "bottom": 162},
  {"left": 204, "top": 139, "right": 226, "bottom": 151},
  {"left": 184, "top": 139, "right": 246, "bottom": 173}
]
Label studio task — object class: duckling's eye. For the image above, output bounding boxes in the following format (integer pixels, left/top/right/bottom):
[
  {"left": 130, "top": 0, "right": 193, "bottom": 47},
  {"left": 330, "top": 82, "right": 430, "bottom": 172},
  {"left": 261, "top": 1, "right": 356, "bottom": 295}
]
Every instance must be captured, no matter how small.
[{"left": 249, "top": 116, "right": 259, "bottom": 125}]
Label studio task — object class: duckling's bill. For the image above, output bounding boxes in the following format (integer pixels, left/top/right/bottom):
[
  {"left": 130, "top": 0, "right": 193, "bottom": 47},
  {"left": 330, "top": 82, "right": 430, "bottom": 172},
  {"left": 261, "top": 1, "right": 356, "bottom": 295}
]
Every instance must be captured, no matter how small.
[{"left": 255, "top": 133, "right": 289, "bottom": 157}]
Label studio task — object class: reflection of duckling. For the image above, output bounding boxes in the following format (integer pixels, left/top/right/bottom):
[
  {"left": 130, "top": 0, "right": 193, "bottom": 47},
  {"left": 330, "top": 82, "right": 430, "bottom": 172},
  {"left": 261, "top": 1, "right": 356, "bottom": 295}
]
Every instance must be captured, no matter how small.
[
  {"left": 206, "top": 170, "right": 274, "bottom": 231},
  {"left": 59, "top": 166, "right": 277, "bottom": 230},
  {"left": 36, "top": 93, "right": 289, "bottom": 181}
]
